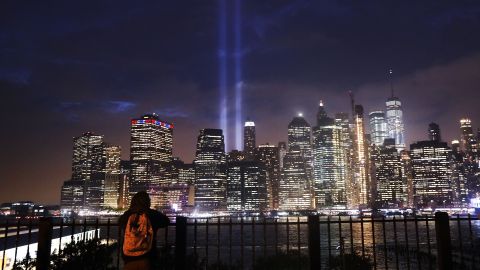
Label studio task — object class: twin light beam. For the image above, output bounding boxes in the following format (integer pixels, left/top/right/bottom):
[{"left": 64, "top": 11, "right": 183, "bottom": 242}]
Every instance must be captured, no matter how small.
[{"left": 218, "top": 0, "right": 243, "bottom": 152}]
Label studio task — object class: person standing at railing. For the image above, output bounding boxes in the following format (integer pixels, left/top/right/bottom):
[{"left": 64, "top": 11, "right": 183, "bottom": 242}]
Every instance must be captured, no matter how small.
[{"left": 119, "top": 191, "right": 170, "bottom": 270}]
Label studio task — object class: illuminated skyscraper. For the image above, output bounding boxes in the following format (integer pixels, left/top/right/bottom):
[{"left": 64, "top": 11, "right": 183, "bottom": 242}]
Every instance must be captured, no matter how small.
[
  {"left": 385, "top": 69, "right": 405, "bottom": 152},
  {"left": 410, "top": 140, "right": 452, "bottom": 207},
  {"left": 372, "top": 139, "right": 407, "bottom": 207},
  {"left": 244, "top": 120, "right": 256, "bottom": 159},
  {"left": 278, "top": 142, "right": 287, "bottom": 169},
  {"left": 312, "top": 101, "right": 346, "bottom": 207},
  {"left": 129, "top": 114, "right": 173, "bottom": 207},
  {"left": 428, "top": 122, "right": 441, "bottom": 142},
  {"left": 386, "top": 96, "right": 405, "bottom": 152},
  {"left": 352, "top": 105, "right": 370, "bottom": 207},
  {"left": 400, "top": 150, "right": 414, "bottom": 207},
  {"left": 194, "top": 129, "right": 227, "bottom": 211},
  {"left": 460, "top": 118, "right": 477, "bottom": 154},
  {"left": 369, "top": 111, "right": 388, "bottom": 146},
  {"left": 103, "top": 145, "right": 121, "bottom": 209},
  {"left": 256, "top": 144, "right": 281, "bottom": 209},
  {"left": 288, "top": 115, "right": 312, "bottom": 161},
  {"left": 279, "top": 146, "right": 312, "bottom": 210},
  {"left": 450, "top": 144, "right": 469, "bottom": 206},
  {"left": 287, "top": 114, "right": 313, "bottom": 184},
  {"left": 71, "top": 132, "right": 104, "bottom": 182},
  {"left": 62, "top": 132, "right": 105, "bottom": 211},
  {"left": 226, "top": 161, "right": 268, "bottom": 212},
  {"left": 334, "top": 112, "right": 355, "bottom": 207}
]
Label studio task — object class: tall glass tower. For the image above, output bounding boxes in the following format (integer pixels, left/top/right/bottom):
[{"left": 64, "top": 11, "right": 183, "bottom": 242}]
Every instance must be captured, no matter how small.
[
  {"left": 129, "top": 113, "right": 173, "bottom": 206},
  {"left": 194, "top": 129, "right": 227, "bottom": 212},
  {"left": 243, "top": 120, "right": 256, "bottom": 159},
  {"left": 353, "top": 105, "right": 370, "bottom": 207},
  {"left": 312, "top": 101, "right": 346, "bottom": 207},
  {"left": 287, "top": 114, "right": 313, "bottom": 180},
  {"left": 369, "top": 111, "right": 388, "bottom": 146},
  {"left": 386, "top": 97, "right": 405, "bottom": 152}
]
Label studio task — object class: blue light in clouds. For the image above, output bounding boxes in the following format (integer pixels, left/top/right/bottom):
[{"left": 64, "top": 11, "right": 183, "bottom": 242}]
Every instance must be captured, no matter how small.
[{"left": 218, "top": 0, "right": 228, "bottom": 150}]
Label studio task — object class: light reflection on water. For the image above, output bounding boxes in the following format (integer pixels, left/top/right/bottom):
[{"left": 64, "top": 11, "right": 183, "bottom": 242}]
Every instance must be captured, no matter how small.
[{"left": 163, "top": 216, "right": 480, "bottom": 269}]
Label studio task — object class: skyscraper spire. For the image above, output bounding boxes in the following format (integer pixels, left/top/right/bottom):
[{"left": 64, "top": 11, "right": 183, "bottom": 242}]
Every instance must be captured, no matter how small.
[{"left": 389, "top": 68, "right": 394, "bottom": 98}]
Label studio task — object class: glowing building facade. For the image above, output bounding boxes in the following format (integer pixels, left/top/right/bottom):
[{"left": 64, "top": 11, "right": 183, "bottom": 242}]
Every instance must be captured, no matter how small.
[
  {"left": 335, "top": 113, "right": 355, "bottom": 208},
  {"left": 312, "top": 102, "right": 346, "bottom": 207},
  {"left": 279, "top": 146, "right": 312, "bottom": 210},
  {"left": 226, "top": 161, "right": 268, "bottom": 212},
  {"left": 62, "top": 132, "right": 105, "bottom": 211},
  {"left": 194, "top": 129, "right": 227, "bottom": 211},
  {"left": 287, "top": 115, "right": 313, "bottom": 184},
  {"left": 244, "top": 121, "right": 256, "bottom": 159},
  {"left": 129, "top": 114, "right": 173, "bottom": 207},
  {"left": 386, "top": 97, "right": 405, "bottom": 151},
  {"left": 352, "top": 105, "right": 370, "bottom": 207},
  {"left": 410, "top": 140, "right": 452, "bottom": 207},
  {"left": 369, "top": 111, "right": 388, "bottom": 146},
  {"left": 103, "top": 145, "right": 121, "bottom": 209},
  {"left": 255, "top": 144, "right": 281, "bottom": 209},
  {"left": 460, "top": 118, "right": 477, "bottom": 154},
  {"left": 372, "top": 139, "right": 407, "bottom": 207},
  {"left": 278, "top": 142, "right": 287, "bottom": 169},
  {"left": 71, "top": 132, "right": 104, "bottom": 182}
]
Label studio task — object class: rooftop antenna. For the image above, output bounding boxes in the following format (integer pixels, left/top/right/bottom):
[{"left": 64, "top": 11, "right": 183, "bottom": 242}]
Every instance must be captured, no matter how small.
[{"left": 388, "top": 68, "right": 394, "bottom": 98}]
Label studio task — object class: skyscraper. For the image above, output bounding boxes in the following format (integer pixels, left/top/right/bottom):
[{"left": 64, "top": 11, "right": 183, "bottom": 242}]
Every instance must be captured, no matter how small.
[
  {"left": 103, "top": 145, "right": 121, "bottom": 209},
  {"left": 312, "top": 101, "right": 346, "bottom": 207},
  {"left": 335, "top": 112, "right": 355, "bottom": 208},
  {"left": 460, "top": 118, "right": 477, "bottom": 154},
  {"left": 428, "top": 122, "right": 441, "bottom": 142},
  {"left": 129, "top": 114, "right": 173, "bottom": 207},
  {"left": 226, "top": 161, "right": 268, "bottom": 212},
  {"left": 62, "top": 132, "right": 105, "bottom": 211},
  {"left": 372, "top": 139, "right": 407, "bottom": 207},
  {"left": 71, "top": 132, "right": 104, "bottom": 182},
  {"left": 278, "top": 142, "right": 287, "bottom": 169},
  {"left": 287, "top": 114, "right": 313, "bottom": 184},
  {"left": 194, "top": 129, "right": 227, "bottom": 211},
  {"left": 244, "top": 120, "right": 256, "bottom": 159},
  {"left": 386, "top": 97, "right": 405, "bottom": 151},
  {"left": 288, "top": 114, "right": 313, "bottom": 162},
  {"left": 410, "top": 140, "right": 452, "bottom": 207},
  {"left": 352, "top": 105, "right": 370, "bottom": 207},
  {"left": 256, "top": 144, "right": 281, "bottom": 209},
  {"left": 369, "top": 111, "right": 388, "bottom": 146},
  {"left": 279, "top": 146, "right": 312, "bottom": 210}
]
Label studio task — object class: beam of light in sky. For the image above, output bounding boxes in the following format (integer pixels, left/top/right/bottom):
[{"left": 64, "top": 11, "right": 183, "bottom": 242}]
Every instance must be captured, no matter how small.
[
  {"left": 218, "top": 0, "right": 228, "bottom": 149},
  {"left": 234, "top": 0, "right": 243, "bottom": 151}
]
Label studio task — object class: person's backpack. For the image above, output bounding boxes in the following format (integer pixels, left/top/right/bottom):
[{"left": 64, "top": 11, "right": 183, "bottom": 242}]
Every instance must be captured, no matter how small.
[{"left": 122, "top": 212, "right": 154, "bottom": 256}]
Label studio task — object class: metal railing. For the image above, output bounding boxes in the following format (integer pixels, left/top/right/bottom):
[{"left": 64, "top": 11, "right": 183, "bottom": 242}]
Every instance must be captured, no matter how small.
[{"left": 1, "top": 213, "right": 479, "bottom": 270}]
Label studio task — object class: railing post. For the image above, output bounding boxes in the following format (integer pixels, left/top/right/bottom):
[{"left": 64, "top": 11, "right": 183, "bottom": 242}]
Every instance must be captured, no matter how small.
[
  {"left": 36, "top": 217, "right": 53, "bottom": 270},
  {"left": 308, "top": 215, "right": 321, "bottom": 270},
  {"left": 175, "top": 216, "right": 187, "bottom": 270},
  {"left": 435, "top": 212, "right": 452, "bottom": 270}
]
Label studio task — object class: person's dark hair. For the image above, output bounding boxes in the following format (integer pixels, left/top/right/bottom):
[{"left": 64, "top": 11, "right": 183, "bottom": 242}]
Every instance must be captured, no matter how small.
[{"left": 129, "top": 191, "right": 151, "bottom": 213}]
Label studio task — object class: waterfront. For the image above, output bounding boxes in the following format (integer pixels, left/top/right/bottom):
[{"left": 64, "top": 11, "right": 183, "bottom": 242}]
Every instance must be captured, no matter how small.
[{"left": 3, "top": 215, "right": 479, "bottom": 269}]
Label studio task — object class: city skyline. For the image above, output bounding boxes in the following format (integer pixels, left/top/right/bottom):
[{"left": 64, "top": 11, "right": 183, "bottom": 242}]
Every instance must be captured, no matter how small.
[{"left": 2, "top": 1, "right": 480, "bottom": 204}]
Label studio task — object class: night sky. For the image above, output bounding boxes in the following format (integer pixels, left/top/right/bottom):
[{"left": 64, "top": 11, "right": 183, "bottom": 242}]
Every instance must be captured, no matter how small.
[{"left": 2, "top": 1, "right": 480, "bottom": 205}]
